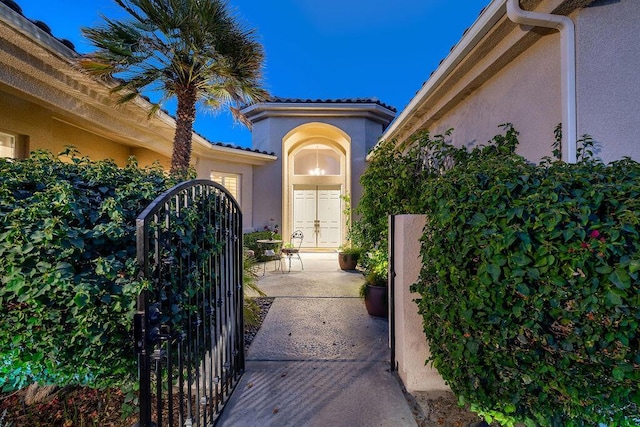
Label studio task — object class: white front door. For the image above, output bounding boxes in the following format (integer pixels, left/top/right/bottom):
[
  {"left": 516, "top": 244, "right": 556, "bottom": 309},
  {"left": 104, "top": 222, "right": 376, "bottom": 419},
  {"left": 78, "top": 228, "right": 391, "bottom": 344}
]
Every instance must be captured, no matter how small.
[
  {"left": 293, "top": 186, "right": 341, "bottom": 248},
  {"left": 293, "top": 189, "right": 317, "bottom": 247}
]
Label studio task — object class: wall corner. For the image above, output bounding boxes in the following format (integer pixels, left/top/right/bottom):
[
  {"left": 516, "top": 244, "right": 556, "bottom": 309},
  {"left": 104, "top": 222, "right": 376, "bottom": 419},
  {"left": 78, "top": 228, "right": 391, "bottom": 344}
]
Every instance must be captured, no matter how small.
[{"left": 392, "top": 214, "right": 450, "bottom": 393}]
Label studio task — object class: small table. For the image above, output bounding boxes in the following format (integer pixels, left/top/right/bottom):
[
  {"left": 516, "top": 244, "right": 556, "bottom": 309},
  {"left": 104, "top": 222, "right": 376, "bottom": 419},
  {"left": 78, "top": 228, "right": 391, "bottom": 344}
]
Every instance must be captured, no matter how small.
[{"left": 256, "top": 239, "right": 283, "bottom": 275}]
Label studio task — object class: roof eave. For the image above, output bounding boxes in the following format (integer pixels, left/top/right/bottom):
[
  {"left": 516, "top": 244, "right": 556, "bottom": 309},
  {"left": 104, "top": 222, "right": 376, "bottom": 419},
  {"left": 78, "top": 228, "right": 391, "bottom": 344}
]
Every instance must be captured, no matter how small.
[
  {"left": 0, "top": 3, "right": 77, "bottom": 62},
  {"left": 379, "top": 0, "right": 508, "bottom": 145},
  {"left": 242, "top": 101, "right": 397, "bottom": 127},
  {"left": 192, "top": 136, "right": 277, "bottom": 165}
]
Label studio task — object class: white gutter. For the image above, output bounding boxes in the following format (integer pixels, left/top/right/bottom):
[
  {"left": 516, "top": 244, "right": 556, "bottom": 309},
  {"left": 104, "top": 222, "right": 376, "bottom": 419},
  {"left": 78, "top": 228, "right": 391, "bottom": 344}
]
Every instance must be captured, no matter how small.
[{"left": 506, "top": 0, "right": 577, "bottom": 163}]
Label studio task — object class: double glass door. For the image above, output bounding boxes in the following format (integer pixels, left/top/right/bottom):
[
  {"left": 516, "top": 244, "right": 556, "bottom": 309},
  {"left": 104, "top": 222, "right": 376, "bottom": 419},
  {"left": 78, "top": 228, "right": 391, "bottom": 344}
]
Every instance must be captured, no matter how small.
[{"left": 293, "top": 186, "right": 341, "bottom": 248}]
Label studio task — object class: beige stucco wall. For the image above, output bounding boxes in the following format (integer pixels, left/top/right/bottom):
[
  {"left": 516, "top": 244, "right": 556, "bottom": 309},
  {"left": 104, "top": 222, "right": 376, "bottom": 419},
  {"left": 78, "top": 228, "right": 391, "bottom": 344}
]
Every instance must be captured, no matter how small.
[
  {"left": 430, "top": 32, "right": 562, "bottom": 163},
  {"left": 51, "top": 118, "right": 132, "bottom": 163},
  {"left": 130, "top": 147, "right": 171, "bottom": 169},
  {"left": 0, "top": 89, "right": 151, "bottom": 165},
  {"left": 392, "top": 215, "right": 449, "bottom": 393},
  {"left": 576, "top": 0, "right": 640, "bottom": 163},
  {"left": 251, "top": 113, "right": 389, "bottom": 239},
  {"left": 252, "top": 117, "right": 284, "bottom": 232},
  {"left": 195, "top": 158, "right": 255, "bottom": 232}
]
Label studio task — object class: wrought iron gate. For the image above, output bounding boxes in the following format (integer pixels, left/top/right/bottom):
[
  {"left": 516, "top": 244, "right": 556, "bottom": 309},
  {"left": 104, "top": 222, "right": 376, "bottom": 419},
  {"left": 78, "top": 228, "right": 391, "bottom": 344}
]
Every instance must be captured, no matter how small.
[{"left": 134, "top": 180, "right": 244, "bottom": 426}]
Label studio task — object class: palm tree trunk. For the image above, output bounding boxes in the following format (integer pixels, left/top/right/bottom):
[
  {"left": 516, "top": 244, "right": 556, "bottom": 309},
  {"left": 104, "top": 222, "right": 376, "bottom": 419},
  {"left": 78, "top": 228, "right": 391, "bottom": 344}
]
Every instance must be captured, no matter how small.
[{"left": 171, "top": 85, "right": 198, "bottom": 179}]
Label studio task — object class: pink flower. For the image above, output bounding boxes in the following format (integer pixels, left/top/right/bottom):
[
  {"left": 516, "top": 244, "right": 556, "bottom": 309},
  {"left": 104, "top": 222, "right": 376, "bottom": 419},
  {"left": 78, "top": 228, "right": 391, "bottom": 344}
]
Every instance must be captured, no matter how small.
[{"left": 590, "top": 230, "right": 600, "bottom": 239}]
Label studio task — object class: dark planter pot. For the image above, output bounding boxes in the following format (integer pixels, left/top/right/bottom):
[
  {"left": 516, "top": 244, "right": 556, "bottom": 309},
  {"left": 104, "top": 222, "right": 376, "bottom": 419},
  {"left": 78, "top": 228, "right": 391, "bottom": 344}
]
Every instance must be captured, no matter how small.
[
  {"left": 338, "top": 252, "right": 359, "bottom": 270},
  {"left": 364, "top": 285, "right": 388, "bottom": 318}
]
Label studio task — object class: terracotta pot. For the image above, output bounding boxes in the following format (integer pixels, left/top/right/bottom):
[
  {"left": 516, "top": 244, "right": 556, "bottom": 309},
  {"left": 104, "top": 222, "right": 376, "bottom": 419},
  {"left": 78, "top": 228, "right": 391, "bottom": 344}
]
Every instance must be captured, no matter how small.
[
  {"left": 364, "top": 284, "right": 388, "bottom": 318},
  {"left": 338, "top": 252, "right": 359, "bottom": 270}
]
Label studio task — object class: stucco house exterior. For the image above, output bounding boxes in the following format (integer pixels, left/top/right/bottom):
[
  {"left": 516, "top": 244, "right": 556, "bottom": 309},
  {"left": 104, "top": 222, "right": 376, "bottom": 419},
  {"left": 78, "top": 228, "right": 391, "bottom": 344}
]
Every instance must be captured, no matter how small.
[
  {"left": 241, "top": 98, "right": 395, "bottom": 248},
  {"left": 380, "top": 0, "right": 640, "bottom": 165},
  {"left": 0, "top": 0, "right": 396, "bottom": 244},
  {"left": 3, "top": 0, "right": 638, "bottom": 252},
  {"left": 387, "top": 0, "right": 640, "bottom": 392}
]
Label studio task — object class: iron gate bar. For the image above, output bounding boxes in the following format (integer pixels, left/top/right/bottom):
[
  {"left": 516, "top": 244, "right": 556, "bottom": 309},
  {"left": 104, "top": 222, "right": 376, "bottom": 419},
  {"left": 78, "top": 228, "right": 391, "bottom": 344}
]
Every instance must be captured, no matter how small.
[{"left": 134, "top": 180, "right": 244, "bottom": 427}]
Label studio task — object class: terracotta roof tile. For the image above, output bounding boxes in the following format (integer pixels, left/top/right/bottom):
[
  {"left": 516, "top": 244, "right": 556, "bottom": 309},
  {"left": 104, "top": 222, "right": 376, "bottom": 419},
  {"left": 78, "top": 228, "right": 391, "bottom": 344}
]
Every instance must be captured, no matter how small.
[{"left": 267, "top": 96, "right": 397, "bottom": 113}]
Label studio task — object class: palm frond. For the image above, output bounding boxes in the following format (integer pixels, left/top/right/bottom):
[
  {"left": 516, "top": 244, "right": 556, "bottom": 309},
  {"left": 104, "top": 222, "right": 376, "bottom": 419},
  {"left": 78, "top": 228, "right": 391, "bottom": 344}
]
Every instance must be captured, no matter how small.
[
  {"left": 77, "top": 58, "right": 115, "bottom": 76},
  {"left": 80, "top": 0, "right": 269, "bottom": 173}
]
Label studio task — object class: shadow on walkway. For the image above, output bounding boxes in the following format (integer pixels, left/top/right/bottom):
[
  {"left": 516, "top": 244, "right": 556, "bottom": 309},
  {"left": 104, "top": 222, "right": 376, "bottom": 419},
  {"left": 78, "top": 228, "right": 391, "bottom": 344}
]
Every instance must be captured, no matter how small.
[{"left": 217, "top": 253, "right": 417, "bottom": 426}]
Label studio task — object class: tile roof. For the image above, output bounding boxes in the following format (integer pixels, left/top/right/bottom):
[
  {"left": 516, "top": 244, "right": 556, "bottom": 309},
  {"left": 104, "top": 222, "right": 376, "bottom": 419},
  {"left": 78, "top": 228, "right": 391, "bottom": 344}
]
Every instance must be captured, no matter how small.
[
  {"left": 267, "top": 96, "right": 397, "bottom": 113},
  {"left": 1, "top": 0, "right": 276, "bottom": 157},
  {"left": 1, "top": 0, "right": 77, "bottom": 51}
]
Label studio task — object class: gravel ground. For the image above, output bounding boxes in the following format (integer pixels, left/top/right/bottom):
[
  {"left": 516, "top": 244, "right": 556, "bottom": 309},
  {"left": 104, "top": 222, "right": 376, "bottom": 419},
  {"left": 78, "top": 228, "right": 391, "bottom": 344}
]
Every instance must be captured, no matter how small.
[{"left": 244, "top": 297, "right": 274, "bottom": 353}]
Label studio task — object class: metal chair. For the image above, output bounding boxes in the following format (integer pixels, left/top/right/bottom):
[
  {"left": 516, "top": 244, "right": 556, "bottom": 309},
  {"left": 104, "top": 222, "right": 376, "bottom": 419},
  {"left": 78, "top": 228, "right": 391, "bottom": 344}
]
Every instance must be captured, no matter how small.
[
  {"left": 281, "top": 230, "right": 304, "bottom": 272},
  {"left": 259, "top": 242, "right": 282, "bottom": 275}
]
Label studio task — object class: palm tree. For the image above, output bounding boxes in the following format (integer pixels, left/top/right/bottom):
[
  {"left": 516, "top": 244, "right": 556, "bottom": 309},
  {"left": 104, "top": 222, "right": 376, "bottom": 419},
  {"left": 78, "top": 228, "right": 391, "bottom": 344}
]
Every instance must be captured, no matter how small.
[{"left": 80, "top": 0, "right": 268, "bottom": 178}]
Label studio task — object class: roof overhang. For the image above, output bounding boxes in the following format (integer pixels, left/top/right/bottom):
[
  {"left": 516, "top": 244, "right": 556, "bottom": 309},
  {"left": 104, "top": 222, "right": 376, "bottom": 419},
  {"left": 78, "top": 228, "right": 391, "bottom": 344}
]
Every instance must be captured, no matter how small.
[
  {"left": 242, "top": 100, "right": 397, "bottom": 128},
  {"left": 377, "top": 0, "right": 595, "bottom": 150},
  {"left": 0, "top": 3, "right": 276, "bottom": 166}
]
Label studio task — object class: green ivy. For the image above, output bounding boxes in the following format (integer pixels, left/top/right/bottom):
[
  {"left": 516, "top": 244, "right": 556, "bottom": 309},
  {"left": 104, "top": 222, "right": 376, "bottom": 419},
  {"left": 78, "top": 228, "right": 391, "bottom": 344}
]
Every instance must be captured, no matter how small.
[
  {"left": 0, "top": 150, "right": 176, "bottom": 391},
  {"left": 410, "top": 126, "right": 640, "bottom": 426},
  {"left": 353, "top": 129, "right": 460, "bottom": 279}
]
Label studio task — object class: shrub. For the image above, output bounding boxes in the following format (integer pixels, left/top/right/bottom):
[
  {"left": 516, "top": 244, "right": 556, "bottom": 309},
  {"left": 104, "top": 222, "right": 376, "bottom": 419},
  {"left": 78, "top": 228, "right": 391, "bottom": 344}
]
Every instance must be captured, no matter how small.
[
  {"left": 353, "top": 130, "right": 454, "bottom": 281},
  {"left": 243, "top": 252, "right": 266, "bottom": 326},
  {"left": 0, "top": 150, "right": 175, "bottom": 391},
  {"left": 411, "top": 126, "right": 640, "bottom": 426}
]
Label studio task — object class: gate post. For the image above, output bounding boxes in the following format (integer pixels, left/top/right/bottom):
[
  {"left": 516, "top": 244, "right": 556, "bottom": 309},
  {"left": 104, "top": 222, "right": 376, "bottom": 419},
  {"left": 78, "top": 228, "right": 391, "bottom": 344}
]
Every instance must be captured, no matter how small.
[{"left": 391, "top": 214, "right": 449, "bottom": 393}]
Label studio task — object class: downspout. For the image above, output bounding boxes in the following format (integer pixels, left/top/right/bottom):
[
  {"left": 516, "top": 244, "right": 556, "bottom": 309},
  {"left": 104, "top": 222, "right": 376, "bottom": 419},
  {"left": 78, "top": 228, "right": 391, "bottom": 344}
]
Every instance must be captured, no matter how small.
[{"left": 506, "top": 0, "right": 577, "bottom": 163}]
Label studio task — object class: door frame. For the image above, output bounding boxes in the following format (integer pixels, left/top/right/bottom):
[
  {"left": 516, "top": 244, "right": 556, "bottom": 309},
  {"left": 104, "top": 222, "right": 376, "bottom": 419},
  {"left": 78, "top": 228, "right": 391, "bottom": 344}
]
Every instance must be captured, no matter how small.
[{"left": 281, "top": 123, "right": 351, "bottom": 249}]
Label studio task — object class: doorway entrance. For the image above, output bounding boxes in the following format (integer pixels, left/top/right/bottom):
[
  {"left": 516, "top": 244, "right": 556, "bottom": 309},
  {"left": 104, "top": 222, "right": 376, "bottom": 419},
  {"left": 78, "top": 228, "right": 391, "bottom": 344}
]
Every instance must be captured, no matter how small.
[
  {"left": 293, "top": 185, "right": 341, "bottom": 248},
  {"left": 282, "top": 123, "right": 351, "bottom": 247}
]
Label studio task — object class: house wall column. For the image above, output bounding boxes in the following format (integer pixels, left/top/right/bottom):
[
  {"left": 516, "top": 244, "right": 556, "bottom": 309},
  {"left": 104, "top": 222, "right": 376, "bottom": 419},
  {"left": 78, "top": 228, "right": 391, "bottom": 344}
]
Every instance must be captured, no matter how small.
[{"left": 392, "top": 214, "right": 449, "bottom": 393}]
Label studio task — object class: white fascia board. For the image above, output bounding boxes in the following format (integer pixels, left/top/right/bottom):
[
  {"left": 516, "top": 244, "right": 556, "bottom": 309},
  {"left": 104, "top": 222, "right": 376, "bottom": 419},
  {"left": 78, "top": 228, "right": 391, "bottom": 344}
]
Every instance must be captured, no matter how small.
[
  {"left": 150, "top": 107, "right": 276, "bottom": 164},
  {"left": 194, "top": 138, "right": 277, "bottom": 164},
  {"left": 243, "top": 102, "right": 396, "bottom": 125},
  {"left": 379, "top": 0, "right": 507, "bottom": 145}
]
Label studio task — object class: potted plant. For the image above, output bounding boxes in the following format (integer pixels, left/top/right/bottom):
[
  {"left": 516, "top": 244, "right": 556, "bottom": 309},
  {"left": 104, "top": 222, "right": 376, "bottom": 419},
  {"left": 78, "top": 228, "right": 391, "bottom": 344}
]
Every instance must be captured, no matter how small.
[
  {"left": 360, "top": 269, "right": 388, "bottom": 318},
  {"left": 359, "top": 249, "right": 388, "bottom": 317},
  {"left": 338, "top": 244, "right": 362, "bottom": 270}
]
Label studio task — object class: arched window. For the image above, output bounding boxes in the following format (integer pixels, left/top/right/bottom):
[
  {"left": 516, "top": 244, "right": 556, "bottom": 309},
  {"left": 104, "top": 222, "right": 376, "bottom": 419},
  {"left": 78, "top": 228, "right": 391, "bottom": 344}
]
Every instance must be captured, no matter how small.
[{"left": 293, "top": 144, "right": 340, "bottom": 176}]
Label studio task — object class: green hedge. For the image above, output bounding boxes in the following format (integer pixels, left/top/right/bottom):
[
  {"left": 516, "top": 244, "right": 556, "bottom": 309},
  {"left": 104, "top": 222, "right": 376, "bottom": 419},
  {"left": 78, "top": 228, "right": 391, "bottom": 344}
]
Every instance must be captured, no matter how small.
[
  {"left": 352, "top": 130, "right": 450, "bottom": 278},
  {"left": 411, "top": 126, "right": 640, "bottom": 426},
  {"left": 0, "top": 150, "right": 175, "bottom": 391}
]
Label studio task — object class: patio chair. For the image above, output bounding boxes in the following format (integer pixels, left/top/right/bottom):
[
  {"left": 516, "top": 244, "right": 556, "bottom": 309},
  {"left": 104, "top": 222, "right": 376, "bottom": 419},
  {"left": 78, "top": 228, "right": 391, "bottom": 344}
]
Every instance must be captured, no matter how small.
[
  {"left": 281, "top": 230, "right": 304, "bottom": 272},
  {"left": 258, "top": 241, "right": 283, "bottom": 275}
]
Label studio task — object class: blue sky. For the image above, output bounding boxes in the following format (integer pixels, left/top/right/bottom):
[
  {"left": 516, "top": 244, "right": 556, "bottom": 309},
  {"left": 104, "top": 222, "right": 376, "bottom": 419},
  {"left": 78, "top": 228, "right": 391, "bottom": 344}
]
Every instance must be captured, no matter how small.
[{"left": 19, "top": 0, "right": 488, "bottom": 148}]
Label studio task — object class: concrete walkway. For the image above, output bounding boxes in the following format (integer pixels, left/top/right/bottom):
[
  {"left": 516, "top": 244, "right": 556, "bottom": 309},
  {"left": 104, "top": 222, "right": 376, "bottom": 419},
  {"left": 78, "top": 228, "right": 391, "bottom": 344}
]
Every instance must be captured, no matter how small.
[{"left": 217, "top": 253, "right": 417, "bottom": 427}]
